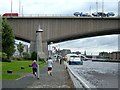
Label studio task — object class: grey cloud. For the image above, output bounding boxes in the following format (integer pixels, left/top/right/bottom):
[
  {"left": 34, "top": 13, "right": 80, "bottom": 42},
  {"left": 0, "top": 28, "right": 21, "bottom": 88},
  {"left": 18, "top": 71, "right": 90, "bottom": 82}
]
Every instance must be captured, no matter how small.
[{"left": 58, "top": 35, "right": 118, "bottom": 50}]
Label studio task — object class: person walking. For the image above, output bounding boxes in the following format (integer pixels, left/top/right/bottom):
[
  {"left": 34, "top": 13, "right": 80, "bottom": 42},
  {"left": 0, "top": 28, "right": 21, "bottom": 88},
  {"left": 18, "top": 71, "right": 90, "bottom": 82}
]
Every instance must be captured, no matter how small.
[
  {"left": 32, "top": 60, "right": 38, "bottom": 77},
  {"left": 47, "top": 57, "right": 53, "bottom": 76}
]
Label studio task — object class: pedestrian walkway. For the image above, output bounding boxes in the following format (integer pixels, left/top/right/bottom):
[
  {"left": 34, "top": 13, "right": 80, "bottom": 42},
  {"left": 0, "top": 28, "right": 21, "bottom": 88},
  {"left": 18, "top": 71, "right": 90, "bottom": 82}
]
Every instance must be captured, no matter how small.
[
  {"left": 28, "top": 61, "right": 74, "bottom": 88},
  {"left": 2, "top": 74, "right": 35, "bottom": 88}
]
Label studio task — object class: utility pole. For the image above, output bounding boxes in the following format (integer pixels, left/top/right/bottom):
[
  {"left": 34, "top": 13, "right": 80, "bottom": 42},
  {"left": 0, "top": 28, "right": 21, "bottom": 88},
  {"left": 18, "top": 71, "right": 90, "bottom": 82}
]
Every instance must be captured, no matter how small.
[
  {"left": 96, "top": 0, "right": 98, "bottom": 16},
  {"left": 102, "top": 0, "right": 104, "bottom": 17},
  {"left": 19, "top": 0, "right": 21, "bottom": 14},
  {"left": 119, "top": 1, "right": 120, "bottom": 17},
  {"left": 89, "top": 5, "right": 91, "bottom": 16},
  {"left": 11, "top": 0, "right": 13, "bottom": 16},
  {"left": 22, "top": 5, "right": 23, "bottom": 16}
]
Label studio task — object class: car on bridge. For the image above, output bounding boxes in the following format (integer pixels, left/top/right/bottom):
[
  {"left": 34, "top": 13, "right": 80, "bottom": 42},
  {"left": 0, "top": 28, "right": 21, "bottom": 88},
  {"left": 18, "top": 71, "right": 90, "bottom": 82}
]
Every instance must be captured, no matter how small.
[
  {"left": 73, "top": 12, "right": 91, "bottom": 17},
  {"left": 73, "top": 12, "right": 80, "bottom": 16},
  {"left": 78, "top": 54, "right": 89, "bottom": 61},
  {"left": 2, "top": 13, "right": 18, "bottom": 17},
  {"left": 92, "top": 12, "right": 115, "bottom": 17},
  {"left": 65, "top": 54, "right": 83, "bottom": 65},
  {"left": 92, "top": 12, "right": 106, "bottom": 17},
  {"left": 106, "top": 12, "right": 115, "bottom": 17}
]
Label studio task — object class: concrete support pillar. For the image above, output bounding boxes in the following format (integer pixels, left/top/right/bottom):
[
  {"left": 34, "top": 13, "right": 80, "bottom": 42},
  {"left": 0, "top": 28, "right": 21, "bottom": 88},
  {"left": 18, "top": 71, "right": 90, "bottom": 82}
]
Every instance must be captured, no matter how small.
[
  {"left": 36, "top": 26, "right": 47, "bottom": 59},
  {"left": 42, "top": 42, "right": 49, "bottom": 59},
  {"left": 30, "top": 41, "right": 48, "bottom": 59},
  {"left": 30, "top": 41, "right": 36, "bottom": 53}
]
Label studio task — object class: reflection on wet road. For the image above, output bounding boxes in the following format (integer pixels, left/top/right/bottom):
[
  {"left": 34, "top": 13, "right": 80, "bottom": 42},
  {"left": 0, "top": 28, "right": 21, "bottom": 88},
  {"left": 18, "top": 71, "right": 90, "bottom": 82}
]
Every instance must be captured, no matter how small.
[{"left": 70, "top": 60, "right": 119, "bottom": 88}]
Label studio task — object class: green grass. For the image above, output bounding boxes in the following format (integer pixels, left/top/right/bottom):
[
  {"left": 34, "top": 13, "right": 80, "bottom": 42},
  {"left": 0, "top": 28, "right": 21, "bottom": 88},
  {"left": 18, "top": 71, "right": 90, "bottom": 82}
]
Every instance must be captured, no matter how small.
[
  {"left": 0, "top": 62, "right": 2, "bottom": 80},
  {"left": 2, "top": 60, "right": 32, "bottom": 73},
  {"left": 2, "top": 74, "right": 21, "bottom": 80},
  {"left": 1, "top": 60, "right": 47, "bottom": 80}
]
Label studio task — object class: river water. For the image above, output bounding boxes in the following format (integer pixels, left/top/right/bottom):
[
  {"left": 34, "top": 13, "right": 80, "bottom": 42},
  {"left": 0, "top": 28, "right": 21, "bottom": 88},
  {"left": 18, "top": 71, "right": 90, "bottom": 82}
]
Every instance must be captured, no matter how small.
[{"left": 70, "top": 60, "right": 119, "bottom": 88}]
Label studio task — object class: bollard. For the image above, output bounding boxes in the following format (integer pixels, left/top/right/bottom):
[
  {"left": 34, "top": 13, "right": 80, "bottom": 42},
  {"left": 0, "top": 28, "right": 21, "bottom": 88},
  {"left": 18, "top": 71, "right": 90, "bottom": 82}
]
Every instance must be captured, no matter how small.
[
  {"left": 21, "top": 66, "right": 24, "bottom": 69},
  {"left": 29, "top": 65, "right": 32, "bottom": 67},
  {"left": 7, "top": 70, "right": 13, "bottom": 74}
]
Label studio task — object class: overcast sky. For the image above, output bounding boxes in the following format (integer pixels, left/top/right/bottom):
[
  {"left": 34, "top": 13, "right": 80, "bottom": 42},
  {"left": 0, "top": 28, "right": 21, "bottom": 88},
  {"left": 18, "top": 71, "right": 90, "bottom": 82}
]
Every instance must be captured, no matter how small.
[
  {"left": 0, "top": 0, "right": 119, "bottom": 55},
  {"left": 0, "top": 0, "right": 119, "bottom": 15},
  {"left": 51, "top": 34, "right": 118, "bottom": 55}
]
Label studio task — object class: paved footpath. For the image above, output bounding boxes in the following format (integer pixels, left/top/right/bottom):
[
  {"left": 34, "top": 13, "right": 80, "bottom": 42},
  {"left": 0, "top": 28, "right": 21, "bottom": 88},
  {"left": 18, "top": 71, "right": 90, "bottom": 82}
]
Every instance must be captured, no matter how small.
[
  {"left": 2, "top": 61, "right": 74, "bottom": 89},
  {"left": 28, "top": 61, "right": 74, "bottom": 88},
  {"left": 2, "top": 73, "right": 36, "bottom": 88}
]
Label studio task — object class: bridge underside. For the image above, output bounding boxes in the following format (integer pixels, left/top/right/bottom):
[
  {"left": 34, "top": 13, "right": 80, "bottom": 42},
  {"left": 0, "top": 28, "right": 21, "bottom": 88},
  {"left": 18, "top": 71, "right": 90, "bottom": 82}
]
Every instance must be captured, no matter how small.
[
  {"left": 48, "top": 28, "right": 120, "bottom": 44},
  {"left": 15, "top": 37, "right": 30, "bottom": 43},
  {"left": 6, "top": 17, "right": 120, "bottom": 57}
]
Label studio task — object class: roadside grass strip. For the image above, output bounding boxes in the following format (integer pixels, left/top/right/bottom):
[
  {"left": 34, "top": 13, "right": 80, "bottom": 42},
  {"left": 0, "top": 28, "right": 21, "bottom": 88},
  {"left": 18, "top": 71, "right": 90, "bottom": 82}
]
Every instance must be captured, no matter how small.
[
  {"left": 1, "top": 60, "right": 47, "bottom": 80},
  {"left": 0, "top": 62, "right": 2, "bottom": 80},
  {"left": 2, "top": 74, "right": 21, "bottom": 80}
]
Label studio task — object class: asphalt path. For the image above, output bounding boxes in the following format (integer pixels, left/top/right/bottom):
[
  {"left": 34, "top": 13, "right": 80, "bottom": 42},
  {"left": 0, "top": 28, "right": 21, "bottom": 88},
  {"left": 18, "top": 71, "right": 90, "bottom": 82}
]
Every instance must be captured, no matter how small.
[
  {"left": 2, "top": 74, "right": 36, "bottom": 88},
  {"left": 28, "top": 61, "right": 74, "bottom": 88},
  {"left": 2, "top": 61, "right": 74, "bottom": 89}
]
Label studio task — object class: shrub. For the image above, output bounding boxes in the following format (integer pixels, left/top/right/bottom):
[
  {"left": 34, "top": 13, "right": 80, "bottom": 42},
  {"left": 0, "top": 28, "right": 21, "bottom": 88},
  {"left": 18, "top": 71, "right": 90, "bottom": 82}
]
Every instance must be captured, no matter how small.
[
  {"left": 0, "top": 52, "right": 11, "bottom": 62},
  {"left": 23, "top": 52, "right": 30, "bottom": 59},
  {"left": 39, "top": 58, "right": 45, "bottom": 63},
  {"left": 31, "top": 52, "right": 37, "bottom": 60}
]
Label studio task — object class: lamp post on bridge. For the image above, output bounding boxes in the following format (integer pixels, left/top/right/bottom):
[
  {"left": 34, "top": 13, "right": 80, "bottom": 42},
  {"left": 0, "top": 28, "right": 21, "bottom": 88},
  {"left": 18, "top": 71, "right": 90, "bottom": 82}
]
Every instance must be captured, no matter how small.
[{"left": 36, "top": 25, "right": 43, "bottom": 79}]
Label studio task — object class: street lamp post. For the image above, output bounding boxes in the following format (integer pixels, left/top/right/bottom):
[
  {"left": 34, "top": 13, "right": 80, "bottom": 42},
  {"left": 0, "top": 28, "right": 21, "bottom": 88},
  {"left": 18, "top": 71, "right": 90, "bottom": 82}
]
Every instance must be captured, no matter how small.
[
  {"left": 11, "top": 0, "right": 13, "bottom": 17},
  {"left": 50, "top": 42, "right": 53, "bottom": 57},
  {"left": 48, "top": 42, "right": 53, "bottom": 58},
  {"left": 96, "top": 0, "right": 98, "bottom": 16},
  {"left": 36, "top": 25, "right": 43, "bottom": 79},
  {"left": 102, "top": 0, "right": 104, "bottom": 17}
]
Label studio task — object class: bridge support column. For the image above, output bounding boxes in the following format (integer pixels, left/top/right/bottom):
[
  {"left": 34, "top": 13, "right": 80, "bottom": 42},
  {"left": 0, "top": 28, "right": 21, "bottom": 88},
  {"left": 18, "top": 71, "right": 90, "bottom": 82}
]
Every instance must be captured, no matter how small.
[
  {"left": 42, "top": 42, "right": 48, "bottom": 59},
  {"left": 30, "top": 41, "right": 36, "bottom": 53},
  {"left": 30, "top": 41, "right": 48, "bottom": 60}
]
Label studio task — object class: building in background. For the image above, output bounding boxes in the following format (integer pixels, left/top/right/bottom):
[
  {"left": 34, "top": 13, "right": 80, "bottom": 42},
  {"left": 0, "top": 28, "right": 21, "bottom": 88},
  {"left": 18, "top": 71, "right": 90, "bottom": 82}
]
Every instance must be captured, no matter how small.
[
  {"left": 98, "top": 51, "right": 120, "bottom": 60},
  {"left": 110, "top": 51, "right": 120, "bottom": 60},
  {"left": 60, "top": 49, "right": 71, "bottom": 57},
  {"left": 99, "top": 52, "right": 110, "bottom": 59},
  {"left": 23, "top": 45, "right": 29, "bottom": 53},
  {"left": 71, "top": 51, "right": 81, "bottom": 55},
  {"left": 13, "top": 44, "right": 29, "bottom": 58}
]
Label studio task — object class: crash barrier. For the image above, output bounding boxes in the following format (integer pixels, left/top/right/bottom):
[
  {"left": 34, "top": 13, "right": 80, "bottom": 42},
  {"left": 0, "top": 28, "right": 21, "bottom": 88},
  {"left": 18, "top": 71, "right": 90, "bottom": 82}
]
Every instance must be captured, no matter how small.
[{"left": 64, "top": 61, "right": 96, "bottom": 90}]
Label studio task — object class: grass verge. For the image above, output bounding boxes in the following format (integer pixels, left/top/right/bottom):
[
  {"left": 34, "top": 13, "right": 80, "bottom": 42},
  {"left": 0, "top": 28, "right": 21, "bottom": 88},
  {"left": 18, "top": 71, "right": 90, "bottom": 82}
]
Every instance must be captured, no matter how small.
[{"left": 1, "top": 60, "right": 46, "bottom": 80}]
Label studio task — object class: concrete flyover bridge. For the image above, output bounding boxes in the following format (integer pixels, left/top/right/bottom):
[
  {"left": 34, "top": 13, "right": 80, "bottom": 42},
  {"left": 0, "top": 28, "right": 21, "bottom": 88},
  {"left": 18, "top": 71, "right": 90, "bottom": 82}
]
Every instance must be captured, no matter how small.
[{"left": 6, "top": 16, "right": 120, "bottom": 58}]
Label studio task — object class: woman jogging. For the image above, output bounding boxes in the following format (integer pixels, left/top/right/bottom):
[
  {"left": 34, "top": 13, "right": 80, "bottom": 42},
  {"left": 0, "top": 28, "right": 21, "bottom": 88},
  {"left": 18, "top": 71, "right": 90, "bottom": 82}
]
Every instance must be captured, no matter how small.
[{"left": 32, "top": 60, "right": 38, "bottom": 77}]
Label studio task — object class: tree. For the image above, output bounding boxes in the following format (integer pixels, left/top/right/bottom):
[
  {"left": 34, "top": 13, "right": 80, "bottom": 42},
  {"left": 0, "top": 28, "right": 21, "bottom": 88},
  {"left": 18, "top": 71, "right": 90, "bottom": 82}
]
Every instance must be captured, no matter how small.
[
  {"left": 2, "top": 18, "right": 15, "bottom": 60},
  {"left": 17, "top": 42, "right": 24, "bottom": 57}
]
